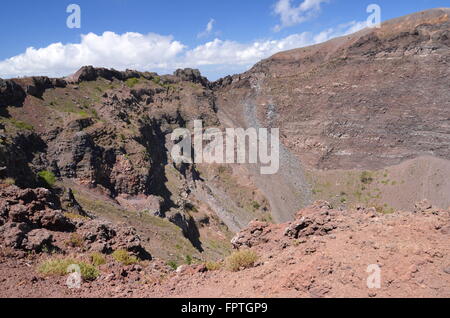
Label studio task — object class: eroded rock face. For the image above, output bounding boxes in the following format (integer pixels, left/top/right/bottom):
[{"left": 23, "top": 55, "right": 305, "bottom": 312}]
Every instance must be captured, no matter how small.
[
  {"left": 1, "top": 65, "right": 220, "bottom": 246},
  {"left": 214, "top": 8, "right": 450, "bottom": 170}
]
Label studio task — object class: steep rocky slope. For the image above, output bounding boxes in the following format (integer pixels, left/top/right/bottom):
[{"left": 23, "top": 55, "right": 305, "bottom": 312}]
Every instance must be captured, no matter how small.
[
  {"left": 0, "top": 66, "right": 272, "bottom": 263},
  {"left": 0, "top": 8, "right": 450, "bottom": 298},
  {"left": 214, "top": 8, "right": 450, "bottom": 214}
]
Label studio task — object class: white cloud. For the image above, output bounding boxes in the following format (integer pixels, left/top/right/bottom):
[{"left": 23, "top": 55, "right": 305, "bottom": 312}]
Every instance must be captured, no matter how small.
[
  {"left": 197, "top": 18, "right": 216, "bottom": 38},
  {"left": 0, "top": 20, "right": 367, "bottom": 80},
  {"left": 273, "top": 0, "right": 329, "bottom": 31},
  {"left": 0, "top": 32, "right": 185, "bottom": 78}
]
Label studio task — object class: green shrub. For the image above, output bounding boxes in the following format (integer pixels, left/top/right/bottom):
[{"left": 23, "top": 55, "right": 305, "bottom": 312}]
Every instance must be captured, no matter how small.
[
  {"left": 38, "top": 258, "right": 99, "bottom": 281},
  {"left": 360, "top": 171, "right": 374, "bottom": 185},
  {"left": 90, "top": 252, "right": 106, "bottom": 266},
  {"left": 185, "top": 255, "right": 193, "bottom": 265},
  {"left": 251, "top": 201, "right": 261, "bottom": 210},
  {"left": 112, "top": 249, "right": 139, "bottom": 265},
  {"left": 125, "top": 77, "right": 139, "bottom": 88},
  {"left": 37, "top": 170, "right": 56, "bottom": 188},
  {"left": 225, "top": 250, "right": 258, "bottom": 272},
  {"left": 167, "top": 260, "right": 178, "bottom": 270}
]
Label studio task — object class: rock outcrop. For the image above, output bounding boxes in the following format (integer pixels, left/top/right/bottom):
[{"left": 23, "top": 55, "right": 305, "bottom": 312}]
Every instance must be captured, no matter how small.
[
  {"left": 0, "top": 78, "right": 26, "bottom": 107},
  {"left": 0, "top": 185, "right": 151, "bottom": 259}
]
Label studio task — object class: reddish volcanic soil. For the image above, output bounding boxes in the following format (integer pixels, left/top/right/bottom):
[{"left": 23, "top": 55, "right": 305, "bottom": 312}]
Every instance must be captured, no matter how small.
[{"left": 1, "top": 201, "right": 449, "bottom": 298}]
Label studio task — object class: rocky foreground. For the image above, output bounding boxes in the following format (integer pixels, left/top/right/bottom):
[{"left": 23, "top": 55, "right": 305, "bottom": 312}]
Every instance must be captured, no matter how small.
[{"left": 1, "top": 183, "right": 449, "bottom": 298}]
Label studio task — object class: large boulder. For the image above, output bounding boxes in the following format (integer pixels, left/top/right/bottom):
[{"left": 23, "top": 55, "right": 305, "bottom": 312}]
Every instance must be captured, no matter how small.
[
  {"left": 22, "top": 229, "right": 53, "bottom": 251},
  {"left": 78, "top": 219, "right": 151, "bottom": 260},
  {"left": 0, "top": 222, "right": 30, "bottom": 248},
  {"left": 0, "top": 185, "right": 75, "bottom": 232}
]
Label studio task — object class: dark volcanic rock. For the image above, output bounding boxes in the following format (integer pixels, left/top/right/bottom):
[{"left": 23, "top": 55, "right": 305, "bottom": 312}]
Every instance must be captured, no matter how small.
[
  {"left": 25, "top": 77, "right": 53, "bottom": 98},
  {"left": 22, "top": 229, "right": 53, "bottom": 251},
  {"left": 0, "top": 79, "right": 26, "bottom": 107},
  {"left": 174, "top": 68, "right": 210, "bottom": 87}
]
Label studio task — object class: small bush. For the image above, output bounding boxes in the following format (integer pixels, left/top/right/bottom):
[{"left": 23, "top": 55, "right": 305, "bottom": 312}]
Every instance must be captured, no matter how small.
[
  {"left": 112, "top": 249, "right": 139, "bottom": 265},
  {"left": 167, "top": 260, "right": 178, "bottom": 270},
  {"left": 38, "top": 170, "right": 56, "bottom": 188},
  {"left": 225, "top": 250, "right": 258, "bottom": 272},
  {"left": 65, "top": 233, "right": 84, "bottom": 248},
  {"left": 125, "top": 77, "right": 139, "bottom": 88},
  {"left": 205, "top": 261, "right": 222, "bottom": 271},
  {"left": 251, "top": 201, "right": 261, "bottom": 210},
  {"left": 360, "top": 171, "right": 374, "bottom": 185},
  {"left": 38, "top": 258, "right": 99, "bottom": 281},
  {"left": 185, "top": 255, "right": 193, "bottom": 265},
  {"left": 90, "top": 252, "right": 106, "bottom": 266}
]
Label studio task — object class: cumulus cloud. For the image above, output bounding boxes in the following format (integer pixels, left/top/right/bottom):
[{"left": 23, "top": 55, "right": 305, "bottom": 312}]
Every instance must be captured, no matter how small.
[
  {"left": 0, "top": 20, "right": 367, "bottom": 80},
  {"left": 0, "top": 32, "right": 185, "bottom": 78},
  {"left": 273, "top": 0, "right": 329, "bottom": 31},
  {"left": 197, "top": 19, "right": 216, "bottom": 38}
]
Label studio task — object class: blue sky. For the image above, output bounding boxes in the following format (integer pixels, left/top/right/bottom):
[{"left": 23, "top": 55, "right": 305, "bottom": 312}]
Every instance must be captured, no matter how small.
[{"left": 0, "top": 0, "right": 448, "bottom": 80}]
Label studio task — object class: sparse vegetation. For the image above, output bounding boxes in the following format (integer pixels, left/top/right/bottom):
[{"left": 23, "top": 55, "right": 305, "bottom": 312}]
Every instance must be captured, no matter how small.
[
  {"left": 375, "top": 205, "right": 395, "bottom": 215},
  {"left": 185, "top": 255, "right": 193, "bottom": 265},
  {"left": 125, "top": 77, "right": 140, "bottom": 88},
  {"left": 205, "top": 261, "right": 222, "bottom": 271},
  {"left": 151, "top": 76, "right": 162, "bottom": 86},
  {"left": 10, "top": 119, "right": 34, "bottom": 131},
  {"left": 167, "top": 260, "right": 178, "bottom": 270},
  {"left": 37, "top": 258, "right": 99, "bottom": 281},
  {"left": 225, "top": 250, "right": 258, "bottom": 272},
  {"left": 360, "top": 171, "right": 374, "bottom": 184},
  {"left": 37, "top": 170, "right": 57, "bottom": 188},
  {"left": 64, "top": 212, "right": 89, "bottom": 221},
  {"left": 90, "top": 252, "right": 107, "bottom": 266},
  {"left": 112, "top": 249, "right": 139, "bottom": 265},
  {"left": 251, "top": 201, "right": 261, "bottom": 210},
  {"left": 65, "top": 233, "right": 84, "bottom": 248},
  {"left": 1, "top": 178, "right": 15, "bottom": 185}
]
